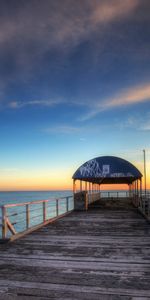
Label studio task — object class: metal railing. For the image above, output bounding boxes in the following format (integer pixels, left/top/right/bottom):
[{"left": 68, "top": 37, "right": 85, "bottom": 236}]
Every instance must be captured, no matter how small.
[
  {"left": 87, "top": 191, "right": 130, "bottom": 205},
  {"left": 99, "top": 191, "right": 130, "bottom": 198},
  {"left": 0, "top": 196, "right": 74, "bottom": 241}
]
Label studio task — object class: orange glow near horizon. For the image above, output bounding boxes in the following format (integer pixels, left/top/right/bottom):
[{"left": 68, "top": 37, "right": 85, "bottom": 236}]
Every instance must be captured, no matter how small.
[
  {"left": 0, "top": 169, "right": 73, "bottom": 191},
  {"left": 0, "top": 160, "right": 149, "bottom": 192},
  {"left": 0, "top": 178, "right": 73, "bottom": 191},
  {"left": 1, "top": 180, "right": 150, "bottom": 192}
]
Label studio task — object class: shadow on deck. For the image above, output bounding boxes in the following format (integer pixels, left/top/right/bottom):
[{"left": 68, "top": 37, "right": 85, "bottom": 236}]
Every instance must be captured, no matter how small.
[{"left": 0, "top": 199, "right": 150, "bottom": 299}]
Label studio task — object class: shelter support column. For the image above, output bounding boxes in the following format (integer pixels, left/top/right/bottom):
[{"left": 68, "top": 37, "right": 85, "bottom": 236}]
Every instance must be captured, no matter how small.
[
  {"left": 80, "top": 180, "right": 82, "bottom": 192},
  {"left": 73, "top": 179, "right": 76, "bottom": 194},
  {"left": 85, "top": 181, "right": 87, "bottom": 192},
  {"left": 129, "top": 184, "right": 132, "bottom": 198}
]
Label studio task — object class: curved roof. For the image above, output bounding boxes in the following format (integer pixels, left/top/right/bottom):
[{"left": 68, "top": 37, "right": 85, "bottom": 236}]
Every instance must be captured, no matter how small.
[{"left": 72, "top": 156, "right": 142, "bottom": 184}]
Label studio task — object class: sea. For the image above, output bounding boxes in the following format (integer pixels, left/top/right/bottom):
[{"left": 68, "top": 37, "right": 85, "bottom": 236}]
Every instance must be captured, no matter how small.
[{"left": 0, "top": 190, "right": 73, "bottom": 206}]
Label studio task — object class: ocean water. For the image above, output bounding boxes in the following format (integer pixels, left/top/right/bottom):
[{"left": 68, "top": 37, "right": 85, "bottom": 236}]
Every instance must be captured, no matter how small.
[
  {"left": 0, "top": 190, "right": 73, "bottom": 206},
  {"left": 0, "top": 191, "right": 73, "bottom": 238}
]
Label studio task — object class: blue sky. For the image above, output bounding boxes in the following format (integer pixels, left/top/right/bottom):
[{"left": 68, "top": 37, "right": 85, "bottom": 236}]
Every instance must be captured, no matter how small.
[{"left": 0, "top": 0, "right": 150, "bottom": 190}]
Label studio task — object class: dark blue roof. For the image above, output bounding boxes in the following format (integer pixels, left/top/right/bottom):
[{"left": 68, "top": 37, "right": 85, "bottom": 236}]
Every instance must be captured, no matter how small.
[{"left": 72, "top": 156, "right": 142, "bottom": 184}]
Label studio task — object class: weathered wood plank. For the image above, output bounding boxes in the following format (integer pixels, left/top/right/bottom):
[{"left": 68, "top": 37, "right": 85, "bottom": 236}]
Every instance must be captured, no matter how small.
[{"left": 0, "top": 280, "right": 150, "bottom": 297}]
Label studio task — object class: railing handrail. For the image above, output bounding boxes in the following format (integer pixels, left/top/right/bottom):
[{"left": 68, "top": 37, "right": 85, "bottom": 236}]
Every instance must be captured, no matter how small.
[
  {"left": 1, "top": 195, "right": 73, "bottom": 209},
  {"left": 0, "top": 195, "right": 74, "bottom": 241}
]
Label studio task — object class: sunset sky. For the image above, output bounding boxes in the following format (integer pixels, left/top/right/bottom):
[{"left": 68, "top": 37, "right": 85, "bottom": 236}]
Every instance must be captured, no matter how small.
[{"left": 0, "top": 0, "right": 150, "bottom": 191}]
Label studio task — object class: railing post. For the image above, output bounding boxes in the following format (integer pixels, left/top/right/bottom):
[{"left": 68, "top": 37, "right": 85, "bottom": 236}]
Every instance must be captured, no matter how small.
[
  {"left": 26, "top": 204, "right": 30, "bottom": 229},
  {"left": 148, "top": 197, "right": 150, "bottom": 218},
  {"left": 56, "top": 199, "right": 59, "bottom": 216},
  {"left": 85, "top": 192, "right": 88, "bottom": 211},
  {"left": 43, "top": 202, "right": 46, "bottom": 222},
  {"left": 139, "top": 195, "right": 142, "bottom": 210},
  {"left": 2, "top": 206, "right": 7, "bottom": 239},
  {"left": 143, "top": 197, "right": 145, "bottom": 214},
  {"left": 66, "top": 197, "right": 69, "bottom": 212}
]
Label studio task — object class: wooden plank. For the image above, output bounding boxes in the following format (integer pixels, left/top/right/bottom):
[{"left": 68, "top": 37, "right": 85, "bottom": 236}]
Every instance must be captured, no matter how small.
[
  {"left": 0, "top": 280, "right": 150, "bottom": 297},
  {"left": 0, "top": 253, "right": 150, "bottom": 264}
]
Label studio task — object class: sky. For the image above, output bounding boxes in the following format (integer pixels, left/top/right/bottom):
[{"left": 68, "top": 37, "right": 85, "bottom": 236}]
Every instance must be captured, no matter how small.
[{"left": 0, "top": 0, "right": 150, "bottom": 191}]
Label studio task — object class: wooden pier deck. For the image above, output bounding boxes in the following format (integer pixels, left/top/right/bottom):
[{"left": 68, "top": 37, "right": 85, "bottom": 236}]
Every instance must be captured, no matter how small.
[{"left": 0, "top": 199, "right": 150, "bottom": 300}]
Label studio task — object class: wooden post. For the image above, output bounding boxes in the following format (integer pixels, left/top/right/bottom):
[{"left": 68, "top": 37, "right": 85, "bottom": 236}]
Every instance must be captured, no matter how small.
[
  {"left": 129, "top": 184, "right": 132, "bottom": 199},
  {"left": 89, "top": 182, "right": 91, "bottom": 194},
  {"left": 85, "top": 192, "right": 88, "bottom": 211},
  {"left": 2, "top": 206, "right": 7, "bottom": 239},
  {"left": 92, "top": 183, "right": 94, "bottom": 194},
  {"left": 85, "top": 181, "right": 87, "bottom": 192},
  {"left": 73, "top": 179, "right": 76, "bottom": 194},
  {"left": 148, "top": 197, "right": 150, "bottom": 218},
  {"left": 143, "top": 149, "right": 147, "bottom": 196},
  {"left": 6, "top": 219, "right": 16, "bottom": 235},
  {"left": 139, "top": 178, "right": 142, "bottom": 209},
  {"left": 56, "top": 199, "right": 59, "bottom": 216},
  {"left": 66, "top": 197, "right": 69, "bottom": 212},
  {"left": 26, "top": 204, "right": 30, "bottom": 229},
  {"left": 80, "top": 180, "right": 82, "bottom": 192},
  {"left": 137, "top": 180, "right": 139, "bottom": 206},
  {"left": 140, "top": 178, "right": 142, "bottom": 197},
  {"left": 43, "top": 202, "right": 46, "bottom": 222}
]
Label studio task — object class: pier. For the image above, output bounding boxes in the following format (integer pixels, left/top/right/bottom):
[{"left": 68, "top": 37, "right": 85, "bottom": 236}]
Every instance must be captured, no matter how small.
[
  {"left": 0, "top": 155, "right": 150, "bottom": 299},
  {"left": 0, "top": 197, "right": 150, "bottom": 299}
]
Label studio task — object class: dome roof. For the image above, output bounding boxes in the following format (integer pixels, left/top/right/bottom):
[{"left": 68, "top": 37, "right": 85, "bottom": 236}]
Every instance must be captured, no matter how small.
[{"left": 72, "top": 156, "right": 142, "bottom": 184}]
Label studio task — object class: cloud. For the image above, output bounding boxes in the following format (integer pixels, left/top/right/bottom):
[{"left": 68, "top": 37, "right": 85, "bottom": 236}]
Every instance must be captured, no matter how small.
[
  {"left": 91, "top": 0, "right": 139, "bottom": 25},
  {"left": 0, "top": 1, "right": 139, "bottom": 47},
  {"left": 43, "top": 125, "right": 81, "bottom": 135},
  {"left": 0, "top": 0, "right": 143, "bottom": 103},
  {"left": 116, "top": 112, "right": 150, "bottom": 132},
  {"left": 81, "top": 82, "right": 150, "bottom": 120},
  {"left": 8, "top": 99, "right": 64, "bottom": 109},
  {"left": 0, "top": 0, "right": 140, "bottom": 70},
  {"left": 140, "top": 121, "right": 150, "bottom": 131}
]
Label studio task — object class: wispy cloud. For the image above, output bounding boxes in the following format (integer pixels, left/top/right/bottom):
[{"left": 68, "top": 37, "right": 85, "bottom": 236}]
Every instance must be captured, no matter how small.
[
  {"left": 117, "top": 112, "right": 150, "bottom": 132},
  {"left": 91, "top": 0, "right": 139, "bottom": 25},
  {"left": 8, "top": 99, "right": 64, "bottom": 109},
  {"left": 81, "top": 82, "right": 150, "bottom": 120},
  {"left": 43, "top": 125, "right": 81, "bottom": 135},
  {"left": 140, "top": 121, "right": 150, "bottom": 131}
]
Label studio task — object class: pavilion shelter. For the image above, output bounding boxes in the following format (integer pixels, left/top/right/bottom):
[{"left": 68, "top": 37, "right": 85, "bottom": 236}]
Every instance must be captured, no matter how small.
[{"left": 72, "top": 156, "right": 143, "bottom": 202}]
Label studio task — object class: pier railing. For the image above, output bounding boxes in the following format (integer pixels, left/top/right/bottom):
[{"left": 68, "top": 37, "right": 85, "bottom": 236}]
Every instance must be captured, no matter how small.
[
  {"left": 88, "top": 191, "right": 130, "bottom": 204},
  {"left": 88, "top": 192, "right": 100, "bottom": 204},
  {"left": 99, "top": 191, "right": 130, "bottom": 198},
  {"left": 0, "top": 195, "right": 74, "bottom": 241},
  {"left": 132, "top": 193, "right": 150, "bottom": 221},
  {"left": 74, "top": 190, "right": 131, "bottom": 211}
]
